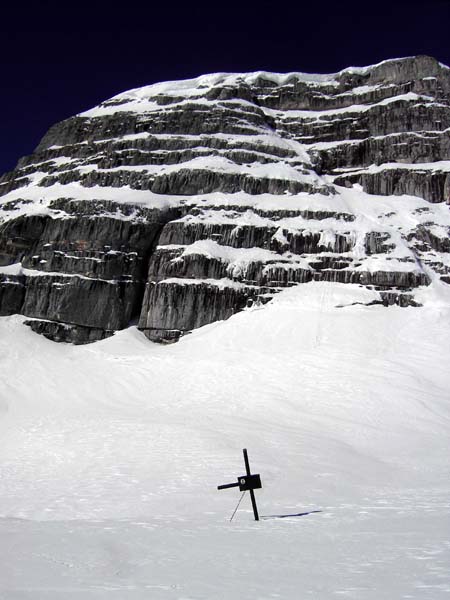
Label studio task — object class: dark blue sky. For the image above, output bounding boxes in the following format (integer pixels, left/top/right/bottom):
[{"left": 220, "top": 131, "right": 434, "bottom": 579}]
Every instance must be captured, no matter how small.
[{"left": 1, "top": 0, "right": 450, "bottom": 176}]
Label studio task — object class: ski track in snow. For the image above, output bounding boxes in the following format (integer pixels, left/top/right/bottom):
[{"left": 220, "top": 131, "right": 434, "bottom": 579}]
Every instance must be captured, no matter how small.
[{"left": 0, "top": 282, "right": 449, "bottom": 599}]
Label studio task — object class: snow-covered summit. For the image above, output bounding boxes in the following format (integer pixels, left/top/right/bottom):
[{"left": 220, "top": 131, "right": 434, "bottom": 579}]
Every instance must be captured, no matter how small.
[{"left": 80, "top": 55, "right": 449, "bottom": 119}]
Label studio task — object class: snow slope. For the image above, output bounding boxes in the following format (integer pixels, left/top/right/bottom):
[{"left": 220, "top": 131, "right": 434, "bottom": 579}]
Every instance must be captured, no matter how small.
[{"left": 1, "top": 281, "right": 450, "bottom": 599}]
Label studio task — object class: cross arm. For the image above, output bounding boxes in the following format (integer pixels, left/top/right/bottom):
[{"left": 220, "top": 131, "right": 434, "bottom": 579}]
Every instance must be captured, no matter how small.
[{"left": 217, "top": 481, "right": 240, "bottom": 490}]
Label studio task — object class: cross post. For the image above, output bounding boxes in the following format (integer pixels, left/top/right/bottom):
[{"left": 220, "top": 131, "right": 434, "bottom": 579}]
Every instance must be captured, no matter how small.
[{"left": 217, "top": 448, "right": 262, "bottom": 521}]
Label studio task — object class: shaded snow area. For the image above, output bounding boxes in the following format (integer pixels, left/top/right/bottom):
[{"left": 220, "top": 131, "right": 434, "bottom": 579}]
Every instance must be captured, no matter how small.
[{"left": 1, "top": 282, "right": 450, "bottom": 599}]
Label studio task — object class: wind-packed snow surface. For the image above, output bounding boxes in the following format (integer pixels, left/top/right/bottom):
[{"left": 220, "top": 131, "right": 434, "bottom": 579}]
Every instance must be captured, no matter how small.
[{"left": 1, "top": 281, "right": 450, "bottom": 599}]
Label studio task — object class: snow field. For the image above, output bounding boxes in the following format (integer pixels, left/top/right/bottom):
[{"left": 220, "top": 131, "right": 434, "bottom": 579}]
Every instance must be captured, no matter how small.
[{"left": 0, "top": 282, "right": 449, "bottom": 598}]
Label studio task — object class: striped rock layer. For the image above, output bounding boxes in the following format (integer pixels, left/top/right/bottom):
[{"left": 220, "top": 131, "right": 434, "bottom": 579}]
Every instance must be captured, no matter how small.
[{"left": 0, "top": 55, "right": 449, "bottom": 343}]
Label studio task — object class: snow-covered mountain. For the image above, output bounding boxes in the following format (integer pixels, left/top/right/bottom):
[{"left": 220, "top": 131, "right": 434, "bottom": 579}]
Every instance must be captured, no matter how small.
[
  {"left": 0, "top": 55, "right": 449, "bottom": 343},
  {"left": 1, "top": 56, "right": 450, "bottom": 599}
]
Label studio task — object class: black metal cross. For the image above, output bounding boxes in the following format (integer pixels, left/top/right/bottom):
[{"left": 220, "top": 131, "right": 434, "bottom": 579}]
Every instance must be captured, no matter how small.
[{"left": 217, "top": 448, "right": 262, "bottom": 521}]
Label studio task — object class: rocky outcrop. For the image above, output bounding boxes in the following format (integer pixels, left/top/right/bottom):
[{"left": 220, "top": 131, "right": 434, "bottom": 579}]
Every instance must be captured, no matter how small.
[
  {"left": 334, "top": 167, "right": 450, "bottom": 203},
  {"left": 310, "top": 131, "right": 450, "bottom": 173},
  {"left": 0, "top": 200, "right": 180, "bottom": 340},
  {"left": 1, "top": 55, "right": 449, "bottom": 343},
  {"left": 24, "top": 319, "right": 113, "bottom": 344},
  {"left": 139, "top": 279, "right": 260, "bottom": 343}
]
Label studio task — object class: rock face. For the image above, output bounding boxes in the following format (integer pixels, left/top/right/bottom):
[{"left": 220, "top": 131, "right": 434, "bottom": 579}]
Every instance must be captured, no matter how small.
[{"left": 1, "top": 55, "right": 449, "bottom": 343}]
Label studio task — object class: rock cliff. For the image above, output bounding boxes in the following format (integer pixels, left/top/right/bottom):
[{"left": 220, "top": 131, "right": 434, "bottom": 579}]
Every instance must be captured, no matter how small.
[{"left": 1, "top": 55, "right": 449, "bottom": 343}]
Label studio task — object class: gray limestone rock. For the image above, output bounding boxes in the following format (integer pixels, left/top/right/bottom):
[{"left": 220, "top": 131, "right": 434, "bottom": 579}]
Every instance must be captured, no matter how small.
[
  {"left": 21, "top": 274, "right": 140, "bottom": 330},
  {"left": 139, "top": 279, "right": 259, "bottom": 342},
  {"left": 333, "top": 168, "right": 450, "bottom": 203},
  {"left": 0, "top": 214, "right": 49, "bottom": 266}
]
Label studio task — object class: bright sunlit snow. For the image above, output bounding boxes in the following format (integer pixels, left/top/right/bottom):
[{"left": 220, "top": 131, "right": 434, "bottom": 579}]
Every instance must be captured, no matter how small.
[{"left": 1, "top": 281, "right": 449, "bottom": 599}]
